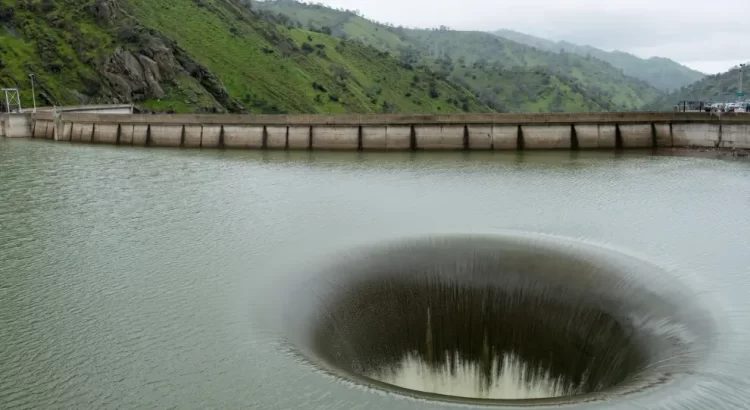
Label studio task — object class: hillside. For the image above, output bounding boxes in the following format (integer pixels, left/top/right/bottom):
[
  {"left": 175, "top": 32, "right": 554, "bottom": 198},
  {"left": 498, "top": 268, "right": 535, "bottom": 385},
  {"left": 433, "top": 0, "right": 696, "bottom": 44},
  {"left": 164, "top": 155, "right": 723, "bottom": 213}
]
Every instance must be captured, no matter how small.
[
  {"left": 646, "top": 65, "right": 749, "bottom": 111},
  {"left": 0, "top": 0, "right": 487, "bottom": 114},
  {"left": 492, "top": 29, "right": 705, "bottom": 92},
  {"left": 256, "top": 0, "right": 663, "bottom": 112}
]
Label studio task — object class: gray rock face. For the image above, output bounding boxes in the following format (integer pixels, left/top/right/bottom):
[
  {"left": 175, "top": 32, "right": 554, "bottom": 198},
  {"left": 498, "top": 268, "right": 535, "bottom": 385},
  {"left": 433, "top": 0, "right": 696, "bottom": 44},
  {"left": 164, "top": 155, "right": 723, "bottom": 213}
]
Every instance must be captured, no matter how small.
[
  {"left": 140, "top": 35, "right": 182, "bottom": 81},
  {"left": 101, "top": 48, "right": 165, "bottom": 99},
  {"left": 88, "top": 21, "right": 241, "bottom": 112},
  {"left": 138, "top": 55, "right": 165, "bottom": 98},
  {"left": 90, "top": 0, "right": 120, "bottom": 25}
]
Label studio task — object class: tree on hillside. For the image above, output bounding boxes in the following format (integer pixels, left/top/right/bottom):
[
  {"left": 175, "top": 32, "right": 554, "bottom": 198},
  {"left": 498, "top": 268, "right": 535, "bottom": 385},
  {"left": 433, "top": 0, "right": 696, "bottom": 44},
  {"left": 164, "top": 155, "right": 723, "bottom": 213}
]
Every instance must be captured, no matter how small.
[
  {"left": 428, "top": 80, "right": 440, "bottom": 98},
  {"left": 399, "top": 47, "right": 419, "bottom": 67}
]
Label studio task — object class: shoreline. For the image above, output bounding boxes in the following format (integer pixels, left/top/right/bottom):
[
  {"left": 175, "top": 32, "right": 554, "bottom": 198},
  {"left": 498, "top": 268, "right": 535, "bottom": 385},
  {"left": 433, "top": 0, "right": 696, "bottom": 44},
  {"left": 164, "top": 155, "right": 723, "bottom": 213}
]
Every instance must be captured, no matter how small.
[{"left": 657, "top": 146, "right": 750, "bottom": 160}]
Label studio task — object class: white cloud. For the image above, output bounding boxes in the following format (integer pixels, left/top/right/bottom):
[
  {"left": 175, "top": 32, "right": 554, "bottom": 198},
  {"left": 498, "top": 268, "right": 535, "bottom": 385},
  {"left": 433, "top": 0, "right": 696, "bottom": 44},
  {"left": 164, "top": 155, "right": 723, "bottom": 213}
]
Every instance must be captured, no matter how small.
[{"left": 311, "top": 0, "right": 750, "bottom": 73}]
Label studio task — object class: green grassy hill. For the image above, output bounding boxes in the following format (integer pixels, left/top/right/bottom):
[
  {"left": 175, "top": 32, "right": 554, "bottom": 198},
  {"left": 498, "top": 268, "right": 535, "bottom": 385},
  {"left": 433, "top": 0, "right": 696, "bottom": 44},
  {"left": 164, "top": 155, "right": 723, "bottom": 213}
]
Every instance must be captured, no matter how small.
[
  {"left": 0, "top": 0, "right": 487, "bottom": 113},
  {"left": 646, "top": 64, "right": 749, "bottom": 111},
  {"left": 257, "top": 0, "right": 663, "bottom": 112},
  {"left": 492, "top": 29, "right": 705, "bottom": 92}
]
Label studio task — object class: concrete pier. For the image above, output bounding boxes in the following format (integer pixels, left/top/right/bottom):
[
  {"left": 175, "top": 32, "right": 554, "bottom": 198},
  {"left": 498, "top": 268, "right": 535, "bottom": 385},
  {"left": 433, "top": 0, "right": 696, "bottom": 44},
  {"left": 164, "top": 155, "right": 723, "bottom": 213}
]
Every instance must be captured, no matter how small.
[
  {"left": 148, "top": 124, "right": 183, "bottom": 147},
  {"left": 467, "top": 125, "right": 492, "bottom": 149},
  {"left": 92, "top": 124, "right": 118, "bottom": 144},
  {"left": 183, "top": 125, "right": 203, "bottom": 148},
  {"left": 312, "top": 126, "right": 359, "bottom": 150},
  {"left": 522, "top": 125, "right": 571, "bottom": 149},
  {"left": 201, "top": 126, "right": 221, "bottom": 148},
  {"left": 574, "top": 125, "right": 616, "bottom": 148},
  {"left": 492, "top": 125, "right": 520, "bottom": 150},
  {"left": 721, "top": 125, "right": 750, "bottom": 149},
  {"left": 223, "top": 125, "right": 264, "bottom": 149},
  {"left": 266, "top": 126, "right": 287, "bottom": 149},
  {"left": 618, "top": 124, "right": 653, "bottom": 148},
  {"left": 119, "top": 124, "right": 134, "bottom": 145},
  {"left": 0, "top": 114, "right": 32, "bottom": 138},
  {"left": 415, "top": 125, "right": 464, "bottom": 149},
  {"left": 288, "top": 126, "right": 311, "bottom": 149},
  {"left": 3, "top": 110, "right": 749, "bottom": 152}
]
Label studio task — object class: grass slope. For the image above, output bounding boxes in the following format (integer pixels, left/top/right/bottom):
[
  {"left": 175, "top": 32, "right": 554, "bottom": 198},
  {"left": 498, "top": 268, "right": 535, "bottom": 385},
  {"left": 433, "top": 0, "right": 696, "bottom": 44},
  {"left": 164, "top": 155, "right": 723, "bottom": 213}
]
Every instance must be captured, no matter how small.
[
  {"left": 257, "top": 0, "right": 662, "bottom": 112},
  {"left": 126, "top": 0, "right": 487, "bottom": 113},
  {"left": 0, "top": 0, "right": 114, "bottom": 107},
  {"left": 0, "top": 0, "right": 486, "bottom": 113},
  {"left": 493, "top": 29, "right": 705, "bottom": 92}
]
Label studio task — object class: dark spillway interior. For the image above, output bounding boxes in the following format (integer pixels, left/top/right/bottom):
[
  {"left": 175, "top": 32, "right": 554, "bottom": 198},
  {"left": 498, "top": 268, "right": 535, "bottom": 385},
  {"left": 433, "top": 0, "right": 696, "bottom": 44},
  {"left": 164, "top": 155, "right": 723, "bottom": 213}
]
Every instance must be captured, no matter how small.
[
  {"left": 312, "top": 277, "right": 646, "bottom": 397},
  {"left": 302, "top": 237, "right": 657, "bottom": 399}
]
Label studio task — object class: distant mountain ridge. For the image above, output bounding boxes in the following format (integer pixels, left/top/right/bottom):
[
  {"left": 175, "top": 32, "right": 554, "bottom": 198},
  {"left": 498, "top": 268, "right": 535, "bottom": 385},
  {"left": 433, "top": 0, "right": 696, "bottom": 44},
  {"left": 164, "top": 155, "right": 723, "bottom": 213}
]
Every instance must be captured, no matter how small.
[
  {"left": 492, "top": 29, "right": 705, "bottom": 92},
  {"left": 646, "top": 64, "right": 749, "bottom": 111},
  {"left": 257, "top": 0, "right": 663, "bottom": 113}
]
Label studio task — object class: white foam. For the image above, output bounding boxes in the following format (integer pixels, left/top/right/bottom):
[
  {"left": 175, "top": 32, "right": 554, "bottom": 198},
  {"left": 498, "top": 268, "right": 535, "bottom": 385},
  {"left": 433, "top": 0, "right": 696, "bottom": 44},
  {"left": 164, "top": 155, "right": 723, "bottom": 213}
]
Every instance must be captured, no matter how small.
[{"left": 367, "top": 351, "right": 579, "bottom": 400}]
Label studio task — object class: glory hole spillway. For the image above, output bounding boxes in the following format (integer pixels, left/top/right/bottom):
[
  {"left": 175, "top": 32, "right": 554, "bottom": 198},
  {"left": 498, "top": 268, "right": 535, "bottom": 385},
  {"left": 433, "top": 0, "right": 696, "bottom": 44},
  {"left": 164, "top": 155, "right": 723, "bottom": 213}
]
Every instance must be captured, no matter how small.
[{"left": 1, "top": 109, "right": 750, "bottom": 410}]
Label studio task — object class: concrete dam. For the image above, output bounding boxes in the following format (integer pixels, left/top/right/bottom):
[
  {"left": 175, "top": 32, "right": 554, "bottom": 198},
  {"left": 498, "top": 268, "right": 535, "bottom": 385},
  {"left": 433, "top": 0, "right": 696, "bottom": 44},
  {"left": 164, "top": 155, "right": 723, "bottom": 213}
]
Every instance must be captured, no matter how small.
[{"left": 5, "top": 110, "right": 750, "bottom": 150}]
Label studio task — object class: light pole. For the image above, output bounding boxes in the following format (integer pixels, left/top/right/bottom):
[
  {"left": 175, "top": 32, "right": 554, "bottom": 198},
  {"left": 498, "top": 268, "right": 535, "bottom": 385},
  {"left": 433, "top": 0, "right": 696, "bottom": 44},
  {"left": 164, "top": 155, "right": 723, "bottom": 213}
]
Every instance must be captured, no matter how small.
[
  {"left": 740, "top": 64, "right": 745, "bottom": 100},
  {"left": 29, "top": 73, "right": 36, "bottom": 113}
]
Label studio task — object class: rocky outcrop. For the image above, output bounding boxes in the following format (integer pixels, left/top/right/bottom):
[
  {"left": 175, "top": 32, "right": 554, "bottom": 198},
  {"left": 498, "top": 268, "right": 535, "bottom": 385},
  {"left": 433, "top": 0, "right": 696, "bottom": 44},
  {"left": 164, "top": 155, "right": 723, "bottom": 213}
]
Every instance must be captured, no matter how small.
[
  {"left": 101, "top": 47, "right": 165, "bottom": 99},
  {"left": 11, "top": 0, "right": 243, "bottom": 112},
  {"left": 90, "top": 0, "right": 121, "bottom": 25},
  {"left": 94, "top": 31, "right": 244, "bottom": 112},
  {"left": 138, "top": 35, "right": 181, "bottom": 82}
]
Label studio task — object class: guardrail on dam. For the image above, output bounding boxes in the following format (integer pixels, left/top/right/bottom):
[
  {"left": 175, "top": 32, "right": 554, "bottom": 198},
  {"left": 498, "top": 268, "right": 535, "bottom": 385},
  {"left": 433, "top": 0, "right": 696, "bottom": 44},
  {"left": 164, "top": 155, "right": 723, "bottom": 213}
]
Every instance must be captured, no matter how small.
[{"left": 11, "top": 111, "right": 750, "bottom": 150}]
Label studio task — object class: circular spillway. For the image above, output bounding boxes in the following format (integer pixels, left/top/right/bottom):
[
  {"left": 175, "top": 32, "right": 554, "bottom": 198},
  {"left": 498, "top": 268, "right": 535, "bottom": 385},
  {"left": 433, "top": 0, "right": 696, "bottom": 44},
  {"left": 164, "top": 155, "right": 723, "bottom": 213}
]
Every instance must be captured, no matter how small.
[{"left": 282, "top": 233, "right": 714, "bottom": 406}]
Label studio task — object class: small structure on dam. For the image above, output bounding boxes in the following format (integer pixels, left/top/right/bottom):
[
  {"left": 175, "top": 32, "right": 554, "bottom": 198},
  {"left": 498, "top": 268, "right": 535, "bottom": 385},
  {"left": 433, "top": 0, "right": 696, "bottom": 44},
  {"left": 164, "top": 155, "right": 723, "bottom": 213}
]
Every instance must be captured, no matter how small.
[{"left": 3, "top": 107, "right": 750, "bottom": 150}]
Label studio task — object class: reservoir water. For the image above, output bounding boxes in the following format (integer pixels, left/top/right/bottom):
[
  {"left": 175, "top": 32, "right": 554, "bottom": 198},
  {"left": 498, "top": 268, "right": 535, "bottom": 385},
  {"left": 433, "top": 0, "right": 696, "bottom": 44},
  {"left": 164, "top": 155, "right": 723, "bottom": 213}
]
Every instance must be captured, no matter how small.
[{"left": 2, "top": 138, "right": 750, "bottom": 409}]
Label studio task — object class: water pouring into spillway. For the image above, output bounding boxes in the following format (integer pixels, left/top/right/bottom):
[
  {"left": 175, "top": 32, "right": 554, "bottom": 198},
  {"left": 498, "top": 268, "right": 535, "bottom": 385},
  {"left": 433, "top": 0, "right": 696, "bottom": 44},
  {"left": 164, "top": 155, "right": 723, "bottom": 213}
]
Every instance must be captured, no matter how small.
[
  {"left": 281, "top": 233, "right": 713, "bottom": 405},
  {"left": 369, "top": 351, "right": 576, "bottom": 399}
]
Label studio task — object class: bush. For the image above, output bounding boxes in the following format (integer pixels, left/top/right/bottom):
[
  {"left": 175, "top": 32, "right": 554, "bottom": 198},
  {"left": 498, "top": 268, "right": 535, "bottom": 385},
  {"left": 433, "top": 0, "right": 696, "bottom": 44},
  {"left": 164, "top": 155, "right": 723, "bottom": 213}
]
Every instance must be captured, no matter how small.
[
  {"left": 312, "top": 82, "right": 327, "bottom": 93},
  {"left": 301, "top": 43, "right": 314, "bottom": 53},
  {"left": 330, "top": 64, "right": 349, "bottom": 81},
  {"left": 428, "top": 81, "right": 440, "bottom": 99},
  {"left": 381, "top": 100, "right": 395, "bottom": 113},
  {"left": 40, "top": 0, "right": 55, "bottom": 13},
  {"left": 0, "top": 6, "right": 14, "bottom": 23}
]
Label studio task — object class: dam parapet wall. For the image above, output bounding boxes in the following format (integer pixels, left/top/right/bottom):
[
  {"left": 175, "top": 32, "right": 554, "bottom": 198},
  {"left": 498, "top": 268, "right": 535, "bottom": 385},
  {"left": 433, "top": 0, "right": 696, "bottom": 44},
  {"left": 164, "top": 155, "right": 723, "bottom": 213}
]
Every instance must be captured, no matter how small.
[{"left": 13, "top": 111, "right": 750, "bottom": 150}]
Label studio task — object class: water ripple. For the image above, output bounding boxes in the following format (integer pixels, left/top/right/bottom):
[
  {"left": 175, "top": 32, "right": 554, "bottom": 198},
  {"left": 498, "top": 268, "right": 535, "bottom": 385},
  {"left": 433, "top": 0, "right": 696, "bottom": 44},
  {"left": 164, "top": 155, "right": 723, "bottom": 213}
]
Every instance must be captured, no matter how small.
[{"left": 1, "top": 141, "right": 750, "bottom": 409}]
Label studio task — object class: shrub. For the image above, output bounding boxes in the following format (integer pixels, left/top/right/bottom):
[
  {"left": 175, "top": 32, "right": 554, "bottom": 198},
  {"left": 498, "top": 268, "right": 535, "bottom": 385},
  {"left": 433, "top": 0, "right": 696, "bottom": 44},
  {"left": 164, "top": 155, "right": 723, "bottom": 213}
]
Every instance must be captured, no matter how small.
[
  {"left": 312, "top": 82, "right": 327, "bottom": 93},
  {"left": 428, "top": 81, "right": 440, "bottom": 99}
]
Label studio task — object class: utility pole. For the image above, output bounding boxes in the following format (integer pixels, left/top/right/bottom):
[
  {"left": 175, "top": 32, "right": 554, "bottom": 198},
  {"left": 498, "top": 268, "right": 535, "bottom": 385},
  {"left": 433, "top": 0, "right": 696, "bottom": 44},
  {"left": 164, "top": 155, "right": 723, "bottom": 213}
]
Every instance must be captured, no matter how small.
[
  {"left": 2, "top": 88, "right": 22, "bottom": 113},
  {"left": 29, "top": 73, "right": 36, "bottom": 113}
]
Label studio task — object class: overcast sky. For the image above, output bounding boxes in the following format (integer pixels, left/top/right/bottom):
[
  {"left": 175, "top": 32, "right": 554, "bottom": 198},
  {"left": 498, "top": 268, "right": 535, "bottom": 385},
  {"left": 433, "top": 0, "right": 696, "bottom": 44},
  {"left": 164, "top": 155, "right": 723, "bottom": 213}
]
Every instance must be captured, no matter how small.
[{"left": 313, "top": 0, "right": 750, "bottom": 74}]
